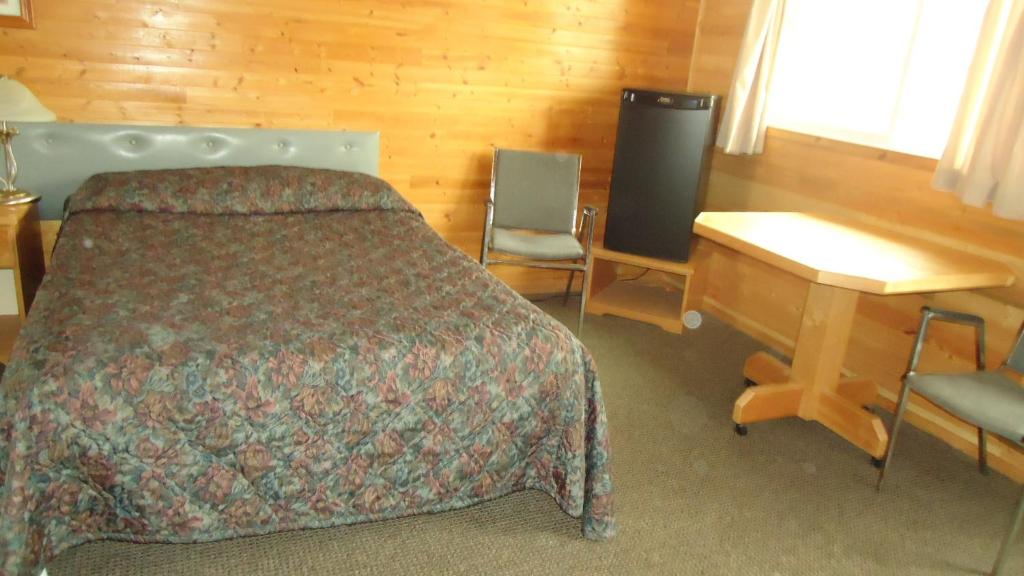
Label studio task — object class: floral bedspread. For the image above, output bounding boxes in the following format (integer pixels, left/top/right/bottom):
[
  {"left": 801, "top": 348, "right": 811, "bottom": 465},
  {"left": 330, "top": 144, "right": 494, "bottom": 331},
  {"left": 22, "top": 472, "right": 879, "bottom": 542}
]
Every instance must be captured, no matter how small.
[{"left": 0, "top": 167, "right": 614, "bottom": 575}]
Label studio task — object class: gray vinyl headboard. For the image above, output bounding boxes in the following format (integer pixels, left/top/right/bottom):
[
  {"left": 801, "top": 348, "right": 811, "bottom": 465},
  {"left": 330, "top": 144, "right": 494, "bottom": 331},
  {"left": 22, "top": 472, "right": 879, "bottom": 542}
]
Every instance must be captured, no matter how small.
[{"left": 11, "top": 123, "right": 381, "bottom": 220}]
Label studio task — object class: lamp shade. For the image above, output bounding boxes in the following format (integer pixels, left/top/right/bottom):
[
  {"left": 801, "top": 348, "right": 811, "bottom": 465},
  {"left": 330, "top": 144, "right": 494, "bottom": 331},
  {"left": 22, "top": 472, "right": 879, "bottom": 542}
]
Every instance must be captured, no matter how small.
[{"left": 0, "top": 77, "right": 56, "bottom": 122}]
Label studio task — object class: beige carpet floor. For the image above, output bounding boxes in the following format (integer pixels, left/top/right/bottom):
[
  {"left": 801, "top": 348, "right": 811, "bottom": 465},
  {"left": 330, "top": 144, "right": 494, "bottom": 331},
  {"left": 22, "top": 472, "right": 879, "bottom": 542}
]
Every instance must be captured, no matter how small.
[{"left": 48, "top": 301, "right": 1023, "bottom": 576}]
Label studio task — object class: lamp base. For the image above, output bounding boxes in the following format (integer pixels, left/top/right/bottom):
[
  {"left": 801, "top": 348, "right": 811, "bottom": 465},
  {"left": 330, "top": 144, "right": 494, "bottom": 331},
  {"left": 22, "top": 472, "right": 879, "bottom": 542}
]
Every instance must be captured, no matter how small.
[{"left": 0, "top": 189, "right": 39, "bottom": 206}]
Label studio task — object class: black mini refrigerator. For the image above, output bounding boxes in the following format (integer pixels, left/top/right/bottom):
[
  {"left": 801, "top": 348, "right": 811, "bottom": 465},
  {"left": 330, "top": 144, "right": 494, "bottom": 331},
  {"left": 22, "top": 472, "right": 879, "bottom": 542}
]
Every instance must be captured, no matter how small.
[{"left": 604, "top": 89, "right": 719, "bottom": 262}]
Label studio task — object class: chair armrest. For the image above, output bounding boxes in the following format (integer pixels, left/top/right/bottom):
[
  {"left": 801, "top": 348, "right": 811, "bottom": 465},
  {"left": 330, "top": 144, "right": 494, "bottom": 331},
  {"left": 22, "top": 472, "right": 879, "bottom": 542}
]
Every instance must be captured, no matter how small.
[
  {"left": 480, "top": 200, "right": 496, "bottom": 265},
  {"left": 907, "top": 306, "right": 987, "bottom": 374},
  {"left": 581, "top": 206, "right": 598, "bottom": 256},
  {"left": 923, "top": 307, "right": 986, "bottom": 327}
]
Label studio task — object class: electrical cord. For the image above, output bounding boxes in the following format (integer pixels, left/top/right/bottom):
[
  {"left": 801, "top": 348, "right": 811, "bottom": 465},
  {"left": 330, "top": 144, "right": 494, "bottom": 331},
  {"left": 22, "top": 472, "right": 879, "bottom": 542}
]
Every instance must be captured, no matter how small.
[{"left": 617, "top": 269, "right": 650, "bottom": 282}]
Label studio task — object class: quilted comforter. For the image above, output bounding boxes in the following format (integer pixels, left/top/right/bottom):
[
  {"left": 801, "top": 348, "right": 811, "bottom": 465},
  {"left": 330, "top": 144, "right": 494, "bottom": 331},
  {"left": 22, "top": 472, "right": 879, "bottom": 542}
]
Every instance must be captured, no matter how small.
[{"left": 0, "top": 166, "right": 615, "bottom": 575}]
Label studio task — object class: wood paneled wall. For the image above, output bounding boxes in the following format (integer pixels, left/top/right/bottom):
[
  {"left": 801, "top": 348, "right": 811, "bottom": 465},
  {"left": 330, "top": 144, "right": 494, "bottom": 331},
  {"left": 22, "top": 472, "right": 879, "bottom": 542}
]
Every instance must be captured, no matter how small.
[
  {"left": 689, "top": 0, "right": 1024, "bottom": 479},
  {"left": 1, "top": 0, "right": 700, "bottom": 293}
]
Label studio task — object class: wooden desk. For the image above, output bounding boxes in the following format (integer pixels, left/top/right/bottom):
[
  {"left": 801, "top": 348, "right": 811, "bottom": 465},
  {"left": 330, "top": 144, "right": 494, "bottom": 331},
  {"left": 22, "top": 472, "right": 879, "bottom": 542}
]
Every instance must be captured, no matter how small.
[{"left": 694, "top": 211, "right": 1016, "bottom": 458}]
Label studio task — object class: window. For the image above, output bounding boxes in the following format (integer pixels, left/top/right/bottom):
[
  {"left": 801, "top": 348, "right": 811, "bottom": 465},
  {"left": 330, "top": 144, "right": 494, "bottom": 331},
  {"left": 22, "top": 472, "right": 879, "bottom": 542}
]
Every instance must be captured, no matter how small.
[{"left": 766, "top": 0, "right": 989, "bottom": 159}]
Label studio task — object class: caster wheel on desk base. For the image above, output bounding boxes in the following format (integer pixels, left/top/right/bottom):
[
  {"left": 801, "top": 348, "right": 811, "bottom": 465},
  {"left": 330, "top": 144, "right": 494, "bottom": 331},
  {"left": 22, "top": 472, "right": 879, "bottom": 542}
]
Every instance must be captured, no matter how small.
[
  {"left": 870, "top": 457, "right": 884, "bottom": 469},
  {"left": 734, "top": 424, "right": 748, "bottom": 436}
]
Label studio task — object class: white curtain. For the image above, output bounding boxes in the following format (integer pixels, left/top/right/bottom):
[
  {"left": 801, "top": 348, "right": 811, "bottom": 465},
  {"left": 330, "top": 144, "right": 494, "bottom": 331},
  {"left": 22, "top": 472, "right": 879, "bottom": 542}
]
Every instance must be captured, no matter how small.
[
  {"left": 715, "top": 0, "right": 787, "bottom": 155},
  {"left": 933, "top": 0, "right": 1024, "bottom": 219}
]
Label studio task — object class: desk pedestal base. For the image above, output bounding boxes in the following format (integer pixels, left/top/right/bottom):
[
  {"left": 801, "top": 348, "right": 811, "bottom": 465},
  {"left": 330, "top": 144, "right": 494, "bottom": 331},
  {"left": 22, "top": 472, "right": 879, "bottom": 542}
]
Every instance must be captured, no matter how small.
[{"left": 731, "top": 283, "right": 889, "bottom": 458}]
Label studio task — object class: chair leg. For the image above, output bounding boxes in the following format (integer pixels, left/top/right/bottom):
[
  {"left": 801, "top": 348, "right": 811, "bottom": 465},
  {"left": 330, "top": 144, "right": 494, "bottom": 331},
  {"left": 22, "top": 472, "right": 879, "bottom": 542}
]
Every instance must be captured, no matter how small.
[
  {"left": 877, "top": 382, "right": 914, "bottom": 491},
  {"left": 563, "top": 271, "right": 575, "bottom": 306},
  {"left": 979, "top": 428, "right": 989, "bottom": 474},
  {"left": 577, "top": 263, "right": 591, "bottom": 336},
  {"left": 991, "top": 486, "right": 1024, "bottom": 576}
]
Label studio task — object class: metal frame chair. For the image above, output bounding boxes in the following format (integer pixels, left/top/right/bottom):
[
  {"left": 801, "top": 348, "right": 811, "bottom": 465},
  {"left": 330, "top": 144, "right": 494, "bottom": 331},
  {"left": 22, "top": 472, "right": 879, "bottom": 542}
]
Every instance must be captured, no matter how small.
[
  {"left": 479, "top": 148, "right": 597, "bottom": 335},
  {"left": 877, "top": 306, "right": 1024, "bottom": 576}
]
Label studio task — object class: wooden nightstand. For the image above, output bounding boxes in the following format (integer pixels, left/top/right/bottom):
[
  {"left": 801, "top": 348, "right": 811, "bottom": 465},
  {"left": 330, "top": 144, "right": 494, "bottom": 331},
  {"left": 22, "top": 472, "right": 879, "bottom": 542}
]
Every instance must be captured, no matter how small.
[
  {"left": 0, "top": 202, "right": 44, "bottom": 362},
  {"left": 584, "top": 240, "right": 706, "bottom": 334}
]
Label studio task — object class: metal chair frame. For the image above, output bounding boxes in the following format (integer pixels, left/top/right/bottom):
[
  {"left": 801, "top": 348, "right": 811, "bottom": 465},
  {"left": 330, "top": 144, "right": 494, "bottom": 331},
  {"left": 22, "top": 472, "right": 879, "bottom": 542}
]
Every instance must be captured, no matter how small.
[
  {"left": 479, "top": 148, "right": 597, "bottom": 335},
  {"left": 877, "top": 306, "right": 1024, "bottom": 576}
]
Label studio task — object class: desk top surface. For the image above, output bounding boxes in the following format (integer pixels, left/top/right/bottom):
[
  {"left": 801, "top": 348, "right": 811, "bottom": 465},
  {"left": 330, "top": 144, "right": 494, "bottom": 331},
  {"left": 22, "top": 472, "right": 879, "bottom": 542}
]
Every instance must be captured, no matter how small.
[{"left": 694, "top": 211, "right": 1015, "bottom": 295}]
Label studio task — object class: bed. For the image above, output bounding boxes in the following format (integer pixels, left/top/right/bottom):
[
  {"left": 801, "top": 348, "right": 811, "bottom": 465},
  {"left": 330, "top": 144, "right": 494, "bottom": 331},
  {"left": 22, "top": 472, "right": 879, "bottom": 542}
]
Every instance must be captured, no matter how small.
[{"left": 0, "top": 126, "right": 615, "bottom": 576}]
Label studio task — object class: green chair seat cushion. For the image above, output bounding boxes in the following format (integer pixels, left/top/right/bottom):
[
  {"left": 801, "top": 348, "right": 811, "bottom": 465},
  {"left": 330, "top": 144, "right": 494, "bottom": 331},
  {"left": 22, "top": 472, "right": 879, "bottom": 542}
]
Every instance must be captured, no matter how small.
[
  {"left": 907, "top": 371, "right": 1024, "bottom": 445},
  {"left": 491, "top": 227, "right": 584, "bottom": 260}
]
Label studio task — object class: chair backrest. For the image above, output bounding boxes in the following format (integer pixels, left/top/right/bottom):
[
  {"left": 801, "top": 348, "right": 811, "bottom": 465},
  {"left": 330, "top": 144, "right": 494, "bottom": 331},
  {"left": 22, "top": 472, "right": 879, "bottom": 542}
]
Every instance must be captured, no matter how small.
[
  {"left": 1008, "top": 327, "right": 1024, "bottom": 373},
  {"left": 490, "top": 148, "right": 582, "bottom": 234}
]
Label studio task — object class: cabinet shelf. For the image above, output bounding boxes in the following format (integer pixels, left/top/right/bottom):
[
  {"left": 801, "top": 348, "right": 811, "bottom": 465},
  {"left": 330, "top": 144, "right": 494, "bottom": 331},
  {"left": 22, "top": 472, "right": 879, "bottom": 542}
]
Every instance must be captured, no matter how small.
[{"left": 584, "top": 242, "right": 705, "bottom": 334}]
